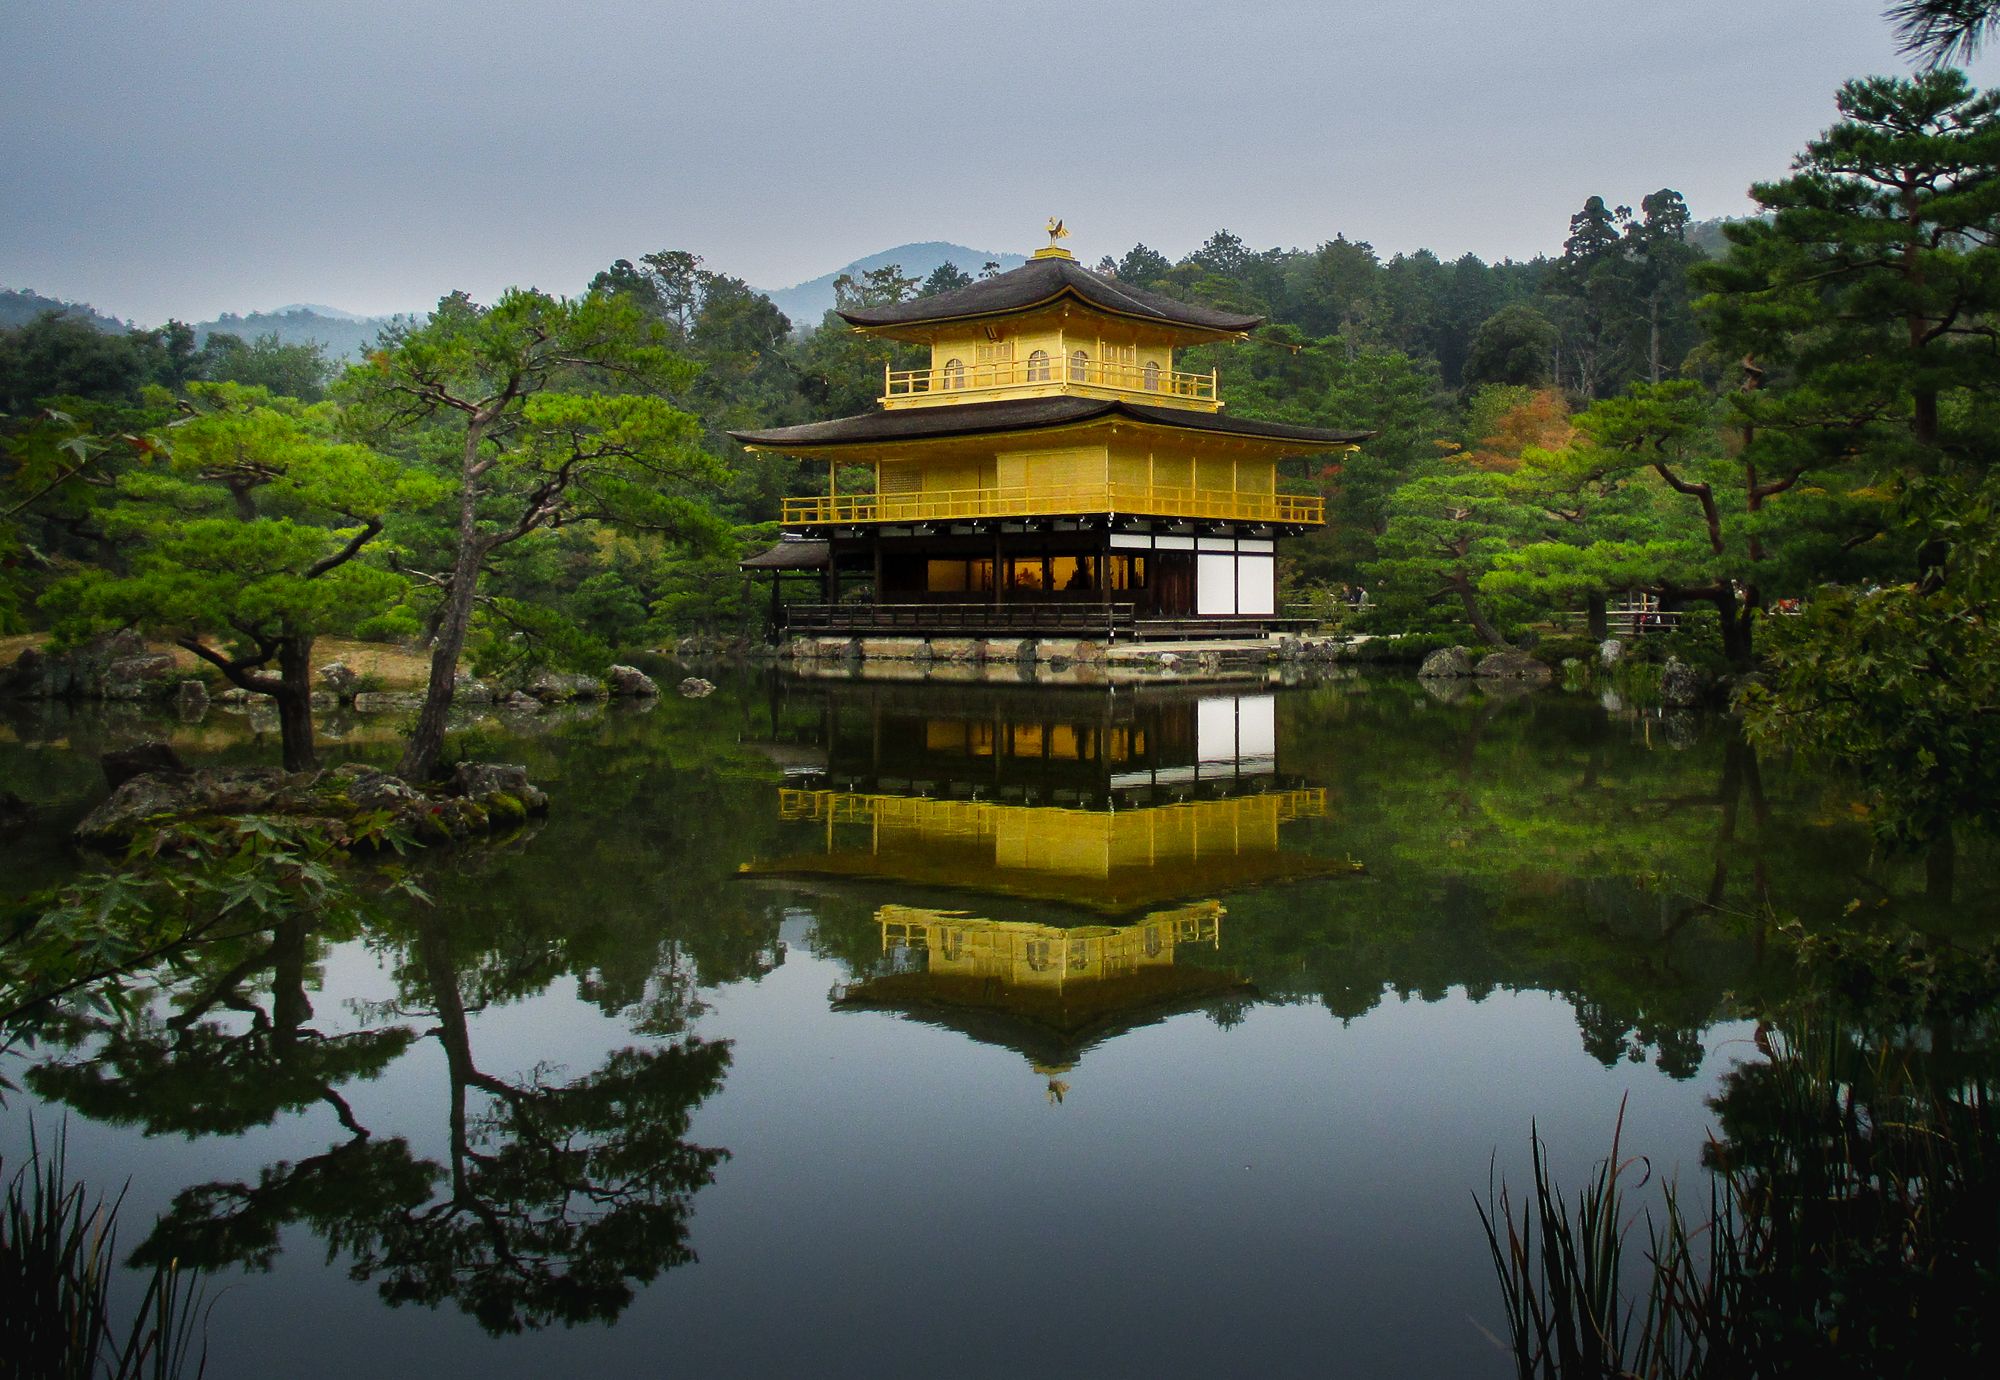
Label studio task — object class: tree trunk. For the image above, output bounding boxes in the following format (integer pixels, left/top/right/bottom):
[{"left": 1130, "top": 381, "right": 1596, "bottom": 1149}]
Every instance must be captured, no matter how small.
[
  {"left": 1452, "top": 574, "right": 1508, "bottom": 648},
  {"left": 398, "top": 430, "right": 487, "bottom": 781},
  {"left": 1718, "top": 595, "right": 1755, "bottom": 669},
  {"left": 1586, "top": 591, "right": 1608, "bottom": 641},
  {"left": 275, "top": 631, "right": 318, "bottom": 772}
]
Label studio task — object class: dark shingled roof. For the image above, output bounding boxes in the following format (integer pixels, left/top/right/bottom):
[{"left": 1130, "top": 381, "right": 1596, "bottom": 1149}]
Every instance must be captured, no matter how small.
[
  {"left": 838, "top": 255, "right": 1263, "bottom": 335},
  {"left": 730, "top": 396, "right": 1371, "bottom": 452}
]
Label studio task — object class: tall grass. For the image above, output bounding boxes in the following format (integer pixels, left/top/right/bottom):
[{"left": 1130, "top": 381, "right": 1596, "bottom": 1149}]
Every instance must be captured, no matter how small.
[
  {"left": 1479, "top": 1026, "right": 2000, "bottom": 1379},
  {"left": 0, "top": 1126, "right": 207, "bottom": 1379}
]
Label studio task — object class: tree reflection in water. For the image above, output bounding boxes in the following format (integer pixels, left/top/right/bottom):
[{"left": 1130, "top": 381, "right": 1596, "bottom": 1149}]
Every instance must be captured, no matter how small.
[{"left": 30, "top": 909, "right": 731, "bottom": 1335}]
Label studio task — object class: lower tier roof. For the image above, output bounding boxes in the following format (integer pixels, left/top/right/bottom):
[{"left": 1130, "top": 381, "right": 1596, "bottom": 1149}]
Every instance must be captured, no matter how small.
[{"left": 730, "top": 396, "right": 1371, "bottom": 454}]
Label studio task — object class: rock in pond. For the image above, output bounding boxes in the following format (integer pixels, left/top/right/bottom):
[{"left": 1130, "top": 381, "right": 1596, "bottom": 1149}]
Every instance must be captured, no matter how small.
[
  {"left": 1659, "top": 656, "right": 1704, "bottom": 708},
  {"left": 678, "top": 677, "right": 716, "bottom": 698},
  {"left": 1474, "top": 650, "right": 1554, "bottom": 684},
  {"left": 527, "top": 671, "right": 605, "bottom": 703},
  {"left": 1418, "top": 646, "right": 1474, "bottom": 679},
  {"left": 605, "top": 664, "right": 660, "bottom": 697},
  {"left": 318, "top": 660, "right": 361, "bottom": 699},
  {"left": 73, "top": 760, "right": 550, "bottom": 850}
]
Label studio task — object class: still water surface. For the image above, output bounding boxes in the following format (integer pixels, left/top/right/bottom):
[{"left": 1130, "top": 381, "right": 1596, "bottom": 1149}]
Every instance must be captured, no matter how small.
[{"left": 3, "top": 673, "right": 1985, "bottom": 1377}]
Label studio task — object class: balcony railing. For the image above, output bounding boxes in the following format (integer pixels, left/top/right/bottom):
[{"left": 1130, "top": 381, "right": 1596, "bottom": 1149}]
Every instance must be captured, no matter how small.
[
  {"left": 780, "top": 482, "right": 1324, "bottom": 527},
  {"left": 885, "top": 358, "right": 1218, "bottom": 405}
]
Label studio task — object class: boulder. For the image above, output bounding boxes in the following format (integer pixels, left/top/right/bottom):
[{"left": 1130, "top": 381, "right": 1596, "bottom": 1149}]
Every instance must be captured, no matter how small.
[
  {"left": 351, "top": 691, "right": 426, "bottom": 714},
  {"left": 1598, "top": 638, "right": 1624, "bottom": 668},
  {"left": 500, "top": 690, "right": 543, "bottom": 711},
  {"left": 526, "top": 671, "right": 604, "bottom": 703},
  {"left": 326, "top": 762, "right": 421, "bottom": 811},
  {"left": 102, "top": 652, "right": 180, "bottom": 700},
  {"left": 454, "top": 673, "right": 497, "bottom": 705},
  {"left": 1659, "top": 657, "right": 1704, "bottom": 708},
  {"left": 318, "top": 660, "right": 361, "bottom": 699},
  {"left": 1418, "top": 646, "right": 1475, "bottom": 679},
  {"left": 446, "top": 761, "right": 549, "bottom": 813},
  {"left": 174, "top": 679, "right": 210, "bottom": 718},
  {"left": 604, "top": 664, "right": 660, "bottom": 697},
  {"left": 928, "top": 638, "right": 981, "bottom": 664},
  {"left": 678, "top": 677, "right": 716, "bottom": 699},
  {"left": 1474, "top": 650, "right": 1554, "bottom": 684}
]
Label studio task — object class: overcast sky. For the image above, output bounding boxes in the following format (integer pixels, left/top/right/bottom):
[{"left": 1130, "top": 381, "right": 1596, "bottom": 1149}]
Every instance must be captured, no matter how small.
[{"left": 5, "top": 1, "right": 1993, "bottom": 324}]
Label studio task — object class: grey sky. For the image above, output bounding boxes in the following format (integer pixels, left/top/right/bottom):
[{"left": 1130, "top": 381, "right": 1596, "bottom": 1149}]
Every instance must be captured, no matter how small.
[{"left": 4, "top": 0, "right": 1990, "bottom": 325}]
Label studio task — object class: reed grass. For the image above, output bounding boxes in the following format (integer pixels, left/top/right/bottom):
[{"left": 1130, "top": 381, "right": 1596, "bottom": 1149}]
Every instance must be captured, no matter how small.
[
  {"left": 1480, "top": 1025, "right": 2000, "bottom": 1379},
  {"left": 0, "top": 1124, "right": 207, "bottom": 1380}
]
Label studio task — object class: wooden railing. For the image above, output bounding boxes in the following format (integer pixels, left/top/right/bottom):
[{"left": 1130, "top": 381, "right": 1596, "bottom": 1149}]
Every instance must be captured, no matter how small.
[
  {"left": 886, "top": 358, "right": 1217, "bottom": 405},
  {"left": 1551, "top": 609, "right": 1685, "bottom": 638},
  {"left": 780, "top": 483, "right": 1324, "bottom": 527}
]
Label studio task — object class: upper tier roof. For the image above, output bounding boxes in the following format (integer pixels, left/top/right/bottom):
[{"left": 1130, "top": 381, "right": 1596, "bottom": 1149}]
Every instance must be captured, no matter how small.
[
  {"left": 837, "top": 254, "right": 1263, "bottom": 336},
  {"left": 730, "top": 395, "right": 1371, "bottom": 452}
]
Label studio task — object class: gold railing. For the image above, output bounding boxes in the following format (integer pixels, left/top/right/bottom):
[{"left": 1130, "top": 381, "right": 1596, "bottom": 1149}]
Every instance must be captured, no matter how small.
[
  {"left": 780, "top": 482, "right": 1324, "bottom": 527},
  {"left": 885, "top": 358, "right": 1217, "bottom": 405},
  {"left": 777, "top": 788, "right": 1326, "bottom": 829}
]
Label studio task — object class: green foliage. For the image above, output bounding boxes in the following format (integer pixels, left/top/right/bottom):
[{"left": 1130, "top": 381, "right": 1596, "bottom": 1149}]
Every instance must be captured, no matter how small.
[
  {"left": 1743, "top": 475, "right": 2000, "bottom": 848},
  {"left": 2, "top": 814, "right": 409, "bottom": 1035}
]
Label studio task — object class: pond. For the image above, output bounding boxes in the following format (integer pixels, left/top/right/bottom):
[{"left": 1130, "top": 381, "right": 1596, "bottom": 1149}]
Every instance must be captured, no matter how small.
[{"left": 3, "top": 672, "right": 1990, "bottom": 1378}]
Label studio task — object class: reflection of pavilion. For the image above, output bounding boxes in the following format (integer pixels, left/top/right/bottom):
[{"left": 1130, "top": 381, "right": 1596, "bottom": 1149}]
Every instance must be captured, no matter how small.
[
  {"left": 741, "top": 685, "right": 1338, "bottom": 913},
  {"left": 741, "top": 684, "right": 1348, "bottom": 1082},
  {"left": 831, "top": 902, "right": 1249, "bottom": 1073}
]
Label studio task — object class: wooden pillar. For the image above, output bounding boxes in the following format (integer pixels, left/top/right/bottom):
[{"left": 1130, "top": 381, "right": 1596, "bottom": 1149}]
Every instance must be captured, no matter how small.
[
  {"left": 871, "top": 530, "right": 883, "bottom": 607},
  {"left": 994, "top": 531, "right": 1006, "bottom": 606}
]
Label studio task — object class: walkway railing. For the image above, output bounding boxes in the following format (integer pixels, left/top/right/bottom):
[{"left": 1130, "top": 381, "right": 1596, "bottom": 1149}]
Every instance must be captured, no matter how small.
[
  {"left": 885, "top": 358, "right": 1217, "bottom": 405},
  {"left": 780, "top": 483, "right": 1323, "bottom": 527}
]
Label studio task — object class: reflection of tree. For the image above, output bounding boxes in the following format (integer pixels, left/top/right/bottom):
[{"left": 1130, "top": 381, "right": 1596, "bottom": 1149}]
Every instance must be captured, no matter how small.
[
  {"left": 33, "top": 905, "right": 732, "bottom": 1336},
  {"left": 1696, "top": 1019, "right": 2000, "bottom": 1369},
  {"left": 349, "top": 913, "right": 731, "bottom": 1333},
  {"left": 29, "top": 917, "right": 413, "bottom": 1138}
]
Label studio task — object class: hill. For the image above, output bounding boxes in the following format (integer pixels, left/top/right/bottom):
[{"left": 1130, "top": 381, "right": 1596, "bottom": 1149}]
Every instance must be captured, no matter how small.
[
  {"left": 0, "top": 288, "right": 127, "bottom": 333},
  {"left": 192, "top": 307, "right": 415, "bottom": 360},
  {"left": 756, "top": 242, "right": 1027, "bottom": 330}
]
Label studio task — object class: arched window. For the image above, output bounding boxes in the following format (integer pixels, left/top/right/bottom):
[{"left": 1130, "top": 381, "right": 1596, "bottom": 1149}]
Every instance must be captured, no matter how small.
[
  {"left": 942, "top": 358, "right": 965, "bottom": 390},
  {"left": 1069, "top": 349, "right": 1088, "bottom": 382},
  {"left": 1026, "top": 349, "right": 1051, "bottom": 382},
  {"left": 1143, "top": 360, "right": 1162, "bottom": 391},
  {"left": 1025, "top": 939, "right": 1054, "bottom": 973}
]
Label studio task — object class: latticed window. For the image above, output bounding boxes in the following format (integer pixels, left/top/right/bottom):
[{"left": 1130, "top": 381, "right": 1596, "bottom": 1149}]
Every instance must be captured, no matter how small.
[
  {"left": 1144, "top": 360, "right": 1162, "bottom": 391},
  {"left": 974, "top": 341, "right": 1013, "bottom": 385},
  {"left": 1069, "top": 349, "right": 1088, "bottom": 382},
  {"left": 1027, "top": 349, "right": 1051, "bottom": 382},
  {"left": 942, "top": 358, "right": 965, "bottom": 389}
]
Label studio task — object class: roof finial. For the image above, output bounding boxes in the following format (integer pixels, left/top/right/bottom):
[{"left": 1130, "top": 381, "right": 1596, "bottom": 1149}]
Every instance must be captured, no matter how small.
[{"left": 1035, "top": 218, "right": 1074, "bottom": 260}]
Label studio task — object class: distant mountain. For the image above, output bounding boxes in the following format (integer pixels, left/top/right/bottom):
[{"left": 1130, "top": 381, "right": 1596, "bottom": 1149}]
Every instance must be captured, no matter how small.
[
  {"left": 757, "top": 242, "right": 1029, "bottom": 331},
  {"left": 192, "top": 307, "right": 417, "bottom": 360},
  {"left": 0, "top": 288, "right": 127, "bottom": 333}
]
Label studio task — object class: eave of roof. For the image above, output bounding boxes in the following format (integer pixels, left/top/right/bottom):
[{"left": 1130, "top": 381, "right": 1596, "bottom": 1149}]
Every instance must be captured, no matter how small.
[
  {"left": 729, "top": 396, "right": 1372, "bottom": 453},
  {"left": 738, "top": 539, "right": 831, "bottom": 571},
  {"left": 836, "top": 256, "right": 1262, "bottom": 336}
]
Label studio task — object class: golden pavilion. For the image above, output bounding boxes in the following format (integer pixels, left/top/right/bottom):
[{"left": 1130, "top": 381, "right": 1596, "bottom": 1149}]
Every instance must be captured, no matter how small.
[{"left": 732, "top": 228, "right": 1370, "bottom": 639}]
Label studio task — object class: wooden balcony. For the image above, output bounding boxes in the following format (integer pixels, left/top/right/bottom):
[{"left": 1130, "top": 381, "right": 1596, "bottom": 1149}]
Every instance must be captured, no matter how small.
[
  {"left": 780, "top": 482, "right": 1324, "bottom": 528},
  {"left": 884, "top": 358, "right": 1218, "bottom": 409}
]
